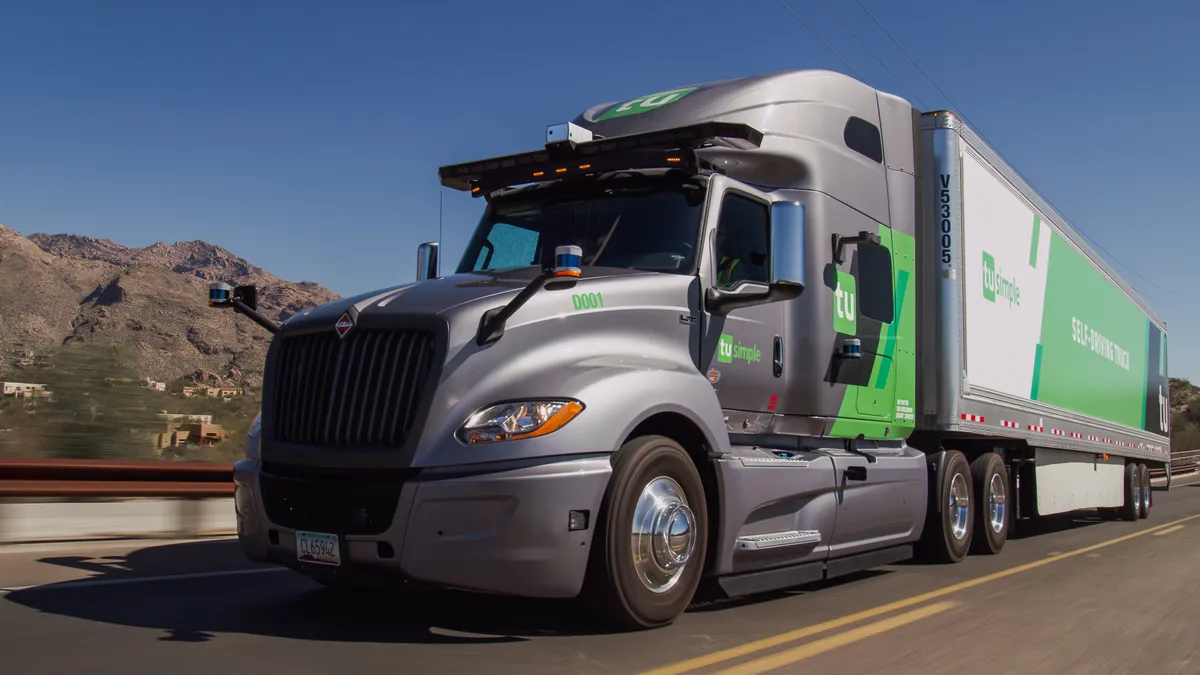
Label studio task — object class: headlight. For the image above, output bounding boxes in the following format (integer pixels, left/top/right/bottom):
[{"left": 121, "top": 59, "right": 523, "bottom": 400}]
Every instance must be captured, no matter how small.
[
  {"left": 244, "top": 412, "right": 262, "bottom": 461},
  {"left": 457, "top": 399, "right": 585, "bottom": 445}
]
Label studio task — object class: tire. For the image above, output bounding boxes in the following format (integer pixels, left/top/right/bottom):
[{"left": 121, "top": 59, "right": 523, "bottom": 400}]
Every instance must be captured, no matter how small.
[
  {"left": 1120, "top": 461, "right": 1140, "bottom": 522},
  {"left": 917, "top": 450, "right": 974, "bottom": 563},
  {"left": 584, "top": 435, "right": 708, "bottom": 631},
  {"left": 1138, "top": 463, "right": 1151, "bottom": 519},
  {"left": 969, "top": 453, "right": 1009, "bottom": 555}
]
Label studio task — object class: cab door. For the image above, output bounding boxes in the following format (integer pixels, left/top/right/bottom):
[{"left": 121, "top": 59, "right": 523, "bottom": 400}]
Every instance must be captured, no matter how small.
[{"left": 699, "top": 176, "right": 787, "bottom": 416}]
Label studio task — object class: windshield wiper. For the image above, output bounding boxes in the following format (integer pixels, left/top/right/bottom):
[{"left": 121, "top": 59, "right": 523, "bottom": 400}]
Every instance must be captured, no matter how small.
[{"left": 475, "top": 270, "right": 553, "bottom": 346}]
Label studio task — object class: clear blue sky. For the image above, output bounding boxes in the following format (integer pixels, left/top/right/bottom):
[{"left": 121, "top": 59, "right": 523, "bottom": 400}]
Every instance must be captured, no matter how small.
[{"left": 2, "top": 0, "right": 1197, "bottom": 380}]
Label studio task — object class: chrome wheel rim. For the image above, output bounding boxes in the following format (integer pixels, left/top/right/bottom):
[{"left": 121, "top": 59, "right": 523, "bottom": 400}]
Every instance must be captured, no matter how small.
[
  {"left": 1132, "top": 469, "right": 1143, "bottom": 513},
  {"left": 1141, "top": 469, "right": 1151, "bottom": 512},
  {"left": 631, "top": 476, "right": 696, "bottom": 594},
  {"left": 988, "top": 472, "right": 1007, "bottom": 534},
  {"left": 949, "top": 472, "right": 970, "bottom": 541}
]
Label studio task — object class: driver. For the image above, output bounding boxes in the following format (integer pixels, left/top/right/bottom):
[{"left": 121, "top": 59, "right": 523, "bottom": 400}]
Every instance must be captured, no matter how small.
[{"left": 715, "top": 227, "right": 745, "bottom": 285}]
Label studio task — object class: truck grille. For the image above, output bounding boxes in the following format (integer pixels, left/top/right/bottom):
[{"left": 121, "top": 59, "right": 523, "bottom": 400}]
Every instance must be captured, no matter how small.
[{"left": 271, "top": 328, "right": 436, "bottom": 447}]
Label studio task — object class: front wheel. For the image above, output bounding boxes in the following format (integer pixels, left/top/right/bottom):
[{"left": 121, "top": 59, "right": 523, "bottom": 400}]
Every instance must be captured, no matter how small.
[{"left": 584, "top": 435, "right": 708, "bottom": 631}]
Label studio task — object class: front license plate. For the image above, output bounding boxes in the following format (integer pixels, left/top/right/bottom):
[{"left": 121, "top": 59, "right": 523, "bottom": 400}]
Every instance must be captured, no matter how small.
[{"left": 295, "top": 530, "right": 341, "bottom": 567}]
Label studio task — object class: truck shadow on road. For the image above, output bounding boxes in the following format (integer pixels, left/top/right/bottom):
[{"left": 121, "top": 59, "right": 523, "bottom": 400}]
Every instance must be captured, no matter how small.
[
  {"left": 1, "top": 539, "right": 663, "bottom": 644},
  {"left": 3, "top": 497, "right": 1178, "bottom": 645}
]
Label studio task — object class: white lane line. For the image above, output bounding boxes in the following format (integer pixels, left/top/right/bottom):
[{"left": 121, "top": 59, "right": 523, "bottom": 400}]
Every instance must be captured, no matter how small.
[
  {"left": 0, "top": 536, "right": 237, "bottom": 556},
  {"left": 0, "top": 567, "right": 289, "bottom": 595}
]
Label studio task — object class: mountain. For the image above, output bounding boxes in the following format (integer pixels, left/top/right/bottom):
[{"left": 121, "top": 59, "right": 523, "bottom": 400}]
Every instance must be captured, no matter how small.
[
  {"left": 1172, "top": 377, "right": 1200, "bottom": 451},
  {"left": 0, "top": 225, "right": 340, "bottom": 388}
]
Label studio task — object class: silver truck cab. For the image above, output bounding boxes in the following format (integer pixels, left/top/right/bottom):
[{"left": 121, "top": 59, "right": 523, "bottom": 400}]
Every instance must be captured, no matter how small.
[{"left": 220, "top": 69, "right": 937, "bottom": 630}]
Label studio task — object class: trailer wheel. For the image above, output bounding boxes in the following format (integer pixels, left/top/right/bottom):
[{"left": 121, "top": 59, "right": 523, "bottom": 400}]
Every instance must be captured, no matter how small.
[
  {"left": 585, "top": 435, "right": 708, "bottom": 630},
  {"left": 918, "top": 450, "right": 974, "bottom": 563},
  {"left": 969, "top": 453, "right": 1008, "bottom": 555},
  {"left": 1138, "top": 463, "right": 1151, "bottom": 519},
  {"left": 1120, "top": 462, "right": 1140, "bottom": 522}
]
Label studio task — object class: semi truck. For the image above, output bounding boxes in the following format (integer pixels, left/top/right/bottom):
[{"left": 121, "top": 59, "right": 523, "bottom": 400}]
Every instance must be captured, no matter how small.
[{"left": 211, "top": 68, "right": 1171, "bottom": 631}]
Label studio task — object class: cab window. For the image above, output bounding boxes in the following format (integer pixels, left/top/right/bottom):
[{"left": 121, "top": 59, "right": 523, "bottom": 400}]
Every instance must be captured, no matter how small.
[{"left": 713, "top": 193, "right": 770, "bottom": 289}]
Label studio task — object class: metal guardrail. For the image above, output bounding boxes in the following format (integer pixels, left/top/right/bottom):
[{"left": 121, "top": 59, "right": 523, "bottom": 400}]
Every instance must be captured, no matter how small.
[
  {"left": 1149, "top": 449, "right": 1200, "bottom": 478},
  {"left": 0, "top": 458, "right": 234, "bottom": 497},
  {"left": 0, "top": 449, "right": 1196, "bottom": 497}
]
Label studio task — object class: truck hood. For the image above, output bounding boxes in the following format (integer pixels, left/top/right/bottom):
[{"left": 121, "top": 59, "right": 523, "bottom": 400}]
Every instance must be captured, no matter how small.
[{"left": 277, "top": 265, "right": 656, "bottom": 333}]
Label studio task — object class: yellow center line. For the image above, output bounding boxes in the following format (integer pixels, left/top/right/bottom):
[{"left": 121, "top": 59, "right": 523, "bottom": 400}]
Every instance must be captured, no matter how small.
[
  {"left": 715, "top": 601, "right": 960, "bottom": 675},
  {"left": 638, "top": 513, "right": 1200, "bottom": 675},
  {"left": 1153, "top": 525, "right": 1185, "bottom": 536}
]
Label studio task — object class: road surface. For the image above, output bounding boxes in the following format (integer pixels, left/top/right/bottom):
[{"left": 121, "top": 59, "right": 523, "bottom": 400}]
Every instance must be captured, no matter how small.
[{"left": 3, "top": 484, "right": 1199, "bottom": 675}]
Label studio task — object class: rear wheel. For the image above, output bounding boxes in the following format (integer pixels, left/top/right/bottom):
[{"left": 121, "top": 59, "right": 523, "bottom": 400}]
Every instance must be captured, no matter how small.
[
  {"left": 969, "top": 452, "right": 1008, "bottom": 555},
  {"left": 584, "top": 435, "right": 708, "bottom": 630},
  {"left": 1120, "top": 462, "right": 1140, "bottom": 522},
  {"left": 1138, "top": 463, "right": 1151, "bottom": 519},
  {"left": 917, "top": 450, "right": 974, "bottom": 563}
]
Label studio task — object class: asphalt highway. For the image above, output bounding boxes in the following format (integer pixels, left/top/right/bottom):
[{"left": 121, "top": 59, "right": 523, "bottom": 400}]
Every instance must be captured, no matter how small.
[{"left": 3, "top": 482, "right": 1199, "bottom": 675}]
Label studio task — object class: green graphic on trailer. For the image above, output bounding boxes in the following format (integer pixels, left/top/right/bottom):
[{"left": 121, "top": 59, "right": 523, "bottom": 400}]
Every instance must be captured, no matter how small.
[
  {"left": 829, "top": 223, "right": 917, "bottom": 440},
  {"left": 1031, "top": 231, "right": 1150, "bottom": 429},
  {"left": 595, "top": 87, "right": 698, "bottom": 121},
  {"left": 982, "top": 251, "right": 1020, "bottom": 307}
]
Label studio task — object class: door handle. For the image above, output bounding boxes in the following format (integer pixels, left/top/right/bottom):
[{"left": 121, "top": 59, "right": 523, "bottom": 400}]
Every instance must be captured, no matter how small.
[
  {"left": 773, "top": 335, "right": 783, "bottom": 378},
  {"left": 844, "top": 465, "right": 868, "bottom": 481}
]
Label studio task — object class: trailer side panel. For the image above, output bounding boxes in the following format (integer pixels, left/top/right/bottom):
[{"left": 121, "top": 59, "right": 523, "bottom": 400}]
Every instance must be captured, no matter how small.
[{"left": 919, "top": 113, "right": 1170, "bottom": 463}]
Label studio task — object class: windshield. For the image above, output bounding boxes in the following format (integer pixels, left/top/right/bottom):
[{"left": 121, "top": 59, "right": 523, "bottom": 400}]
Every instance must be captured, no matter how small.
[{"left": 455, "top": 176, "right": 707, "bottom": 276}]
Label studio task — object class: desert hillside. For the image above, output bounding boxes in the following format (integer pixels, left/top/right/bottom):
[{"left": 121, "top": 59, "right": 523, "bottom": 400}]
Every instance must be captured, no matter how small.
[{"left": 0, "top": 225, "right": 340, "bottom": 388}]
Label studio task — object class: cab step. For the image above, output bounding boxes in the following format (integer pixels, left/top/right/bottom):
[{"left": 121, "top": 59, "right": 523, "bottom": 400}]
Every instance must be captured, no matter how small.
[{"left": 735, "top": 530, "right": 822, "bottom": 550}]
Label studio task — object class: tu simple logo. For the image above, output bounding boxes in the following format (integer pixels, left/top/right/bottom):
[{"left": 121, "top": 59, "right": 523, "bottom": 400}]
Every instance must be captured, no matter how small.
[{"left": 834, "top": 271, "right": 857, "bottom": 335}]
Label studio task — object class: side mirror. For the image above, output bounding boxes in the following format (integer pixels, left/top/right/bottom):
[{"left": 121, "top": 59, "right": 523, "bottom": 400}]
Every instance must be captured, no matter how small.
[
  {"left": 832, "top": 229, "right": 882, "bottom": 264},
  {"left": 705, "top": 201, "right": 807, "bottom": 314},
  {"left": 769, "top": 201, "right": 807, "bottom": 294},
  {"left": 417, "top": 241, "right": 439, "bottom": 281}
]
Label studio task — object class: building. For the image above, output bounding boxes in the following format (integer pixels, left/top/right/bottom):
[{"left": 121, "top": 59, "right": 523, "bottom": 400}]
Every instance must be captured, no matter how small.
[
  {"left": 0, "top": 382, "right": 50, "bottom": 399},
  {"left": 182, "top": 385, "right": 244, "bottom": 400},
  {"left": 157, "top": 412, "right": 214, "bottom": 424},
  {"left": 150, "top": 413, "right": 229, "bottom": 450}
]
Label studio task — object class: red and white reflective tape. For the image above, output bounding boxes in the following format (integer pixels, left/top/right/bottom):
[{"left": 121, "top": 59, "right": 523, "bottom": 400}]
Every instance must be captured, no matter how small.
[
  {"left": 1027, "top": 424, "right": 1044, "bottom": 432},
  {"left": 1001, "top": 420, "right": 1019, "bottom": 428},
  {"left": 1051, "top": 429, "right": 1064, "bottom": 436},
  {"left": 1088, "top": 435, "right": 1098, "bottom": 441},
  {"left": 1070, "top": 432, "right": 1083, "bottom": 439},
  {"left": 1104, "top": 438, "right": 1113, "bottom": 444},
  {"left": 961, "top": 413, "right": 985, "bottom": 423}
]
